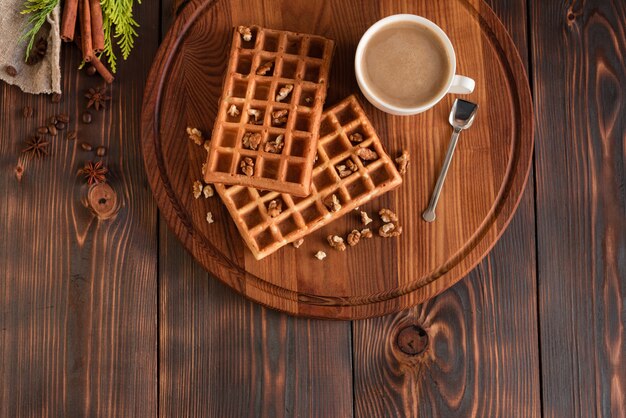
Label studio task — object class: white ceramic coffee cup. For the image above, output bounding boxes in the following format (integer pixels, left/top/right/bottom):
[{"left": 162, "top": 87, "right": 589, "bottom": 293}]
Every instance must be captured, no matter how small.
[{"left": 355, "top": 14, "right": 475, "bottom": 116}]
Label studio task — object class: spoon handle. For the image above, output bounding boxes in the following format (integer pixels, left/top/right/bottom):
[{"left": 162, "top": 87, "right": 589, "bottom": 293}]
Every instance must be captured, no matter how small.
[{"left": 422, "top": 127, "right": 462, "bottom": 222}]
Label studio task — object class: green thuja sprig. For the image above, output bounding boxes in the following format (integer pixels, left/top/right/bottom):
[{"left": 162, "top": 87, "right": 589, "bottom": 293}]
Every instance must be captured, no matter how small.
[
  {"left": 20, "top": 0, "right": 59, "bottom": 60},
  {"left": 100, "top": 0, "right": 141, "bottom": 73}
]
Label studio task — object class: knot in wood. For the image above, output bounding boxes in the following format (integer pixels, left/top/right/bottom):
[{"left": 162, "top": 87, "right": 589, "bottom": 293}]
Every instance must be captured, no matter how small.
[
  {"left": 88, "top": 183, "right": 118, "bottom": 220},
  {"left": 396, "top": 325, "right": 428, "bottom": 356}
]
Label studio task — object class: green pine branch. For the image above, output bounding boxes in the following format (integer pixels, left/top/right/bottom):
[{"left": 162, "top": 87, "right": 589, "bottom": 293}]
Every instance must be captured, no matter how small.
[
  {"left": 20, "top": 0, "right": 59, "bottom": 60},
  {"left": 21, "top": 0, "right": 141, "bottom": 73},
  {"left": 101, "top": 0, "right": 142, "bottom": 73}
]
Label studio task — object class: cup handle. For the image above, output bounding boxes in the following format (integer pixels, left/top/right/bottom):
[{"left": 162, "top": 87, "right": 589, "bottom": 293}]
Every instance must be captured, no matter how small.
[{"left": 448, "top": 75, "right": 475, "bottom": 94}]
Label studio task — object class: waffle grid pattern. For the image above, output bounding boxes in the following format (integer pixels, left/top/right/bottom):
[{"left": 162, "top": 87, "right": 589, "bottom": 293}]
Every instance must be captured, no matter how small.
[
  {"left": 216, "top": 96, "right": 403, "bottom": 260},
  {"left": 205, "top": 26, "right": 335, "bottom": 196}
]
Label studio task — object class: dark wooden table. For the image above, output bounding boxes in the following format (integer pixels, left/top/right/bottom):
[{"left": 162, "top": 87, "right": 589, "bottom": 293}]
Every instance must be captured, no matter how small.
[{"left": 1, "top": 0, "right": 624, "bottom": 416}]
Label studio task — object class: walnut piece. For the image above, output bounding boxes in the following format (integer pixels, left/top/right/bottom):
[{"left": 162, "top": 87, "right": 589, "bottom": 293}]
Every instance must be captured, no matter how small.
[
  {"left": 238, "top": 26, "right": 252, "bottom": 42},
  {"left": 360, "top": 228, "right": 373, "bottom": 239},
  {"left": 360, "top": 211, "right": 372, "bottom": 225},
  {"left": 201, "top": 162, "right": 207, "bottom": 177},
  {"left": 271, "top": 109, "right": 288, "bottom": 126},
  {"left": 240, "top": 157, "right": 255, "bottom": 176},
  {"left": 192, "top": 180, "right": 203, "bottom": 199},
  {"left": 379, "top": 222, "right": 402, "bottom": 237},
  {"left": 349, "top": 132, "right": 364, "bottom": 143},
  {"left": 206, "top": 212, "right": 215, "bottom": 224},
  {"left": 324, "top": 194, "right": 341, "bottom": 212},
  {"left": 247, "top": 109, "right": 263, "bottom": 125},
  {"left": 227, "top": 104, "right": 240, "bottom": 118},
  {"left": 292, "top": 238, "right": 304, "bottom": 249},
  {"left": 347, "top": 230, "right": 361, "bottom": 247},
  {"left": 264, "top": 134, "right": 284, "bottom": 154},
  {"left": 203, "top": 140, "right": 211, "bottom": 153},
  {"left": 356, "top": 147, "right": 378, "bottom": 161},
  {"left": 267, "top": 199, "right": 282, "bottom": 217},
  {"left": 256, "top": 61, "right": 274, "bottom": 76},
  {"left": 346, "top": 159, "right": 358, "bottom": 172},
  {"left": 327, "top": 235, "right": 346, "bottom": 251},
  {"left": 395, "top": 150, "right": 410, "bottom": 174},
  {"left": 276, "top": 84, "right": 294, "bottom": 102},
  {"left": 203, "top": 184, "right": 214, "bottom": 198},
  {"left": 242, "top": 132, "right": 262, "bottom": 150},
  {"left": 379, "top": 208, "right": 398, "bottom": 223},
  {"left": 186, "top": 127, "right": 204, "bottom": 146},
  {"left": 314, "top": 250, "right": 327, "bottom": 260},
  {"left": 335, "top": 164, "right": 352, "bottom": 178}
]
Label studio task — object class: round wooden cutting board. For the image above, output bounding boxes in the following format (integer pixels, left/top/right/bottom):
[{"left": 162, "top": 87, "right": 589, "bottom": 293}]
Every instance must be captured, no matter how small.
[{"left": 141, "top": 0, "right": 533, "bottom": 319}]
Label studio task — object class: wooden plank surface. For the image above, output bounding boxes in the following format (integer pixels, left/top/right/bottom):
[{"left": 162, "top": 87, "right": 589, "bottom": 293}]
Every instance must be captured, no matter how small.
[
  {"left": 157, "top": 2, "right": 354, "bottom": 417},
  {"left": 531, "top": 0, "right": 626, "bottom": 416},
  {"left": 352, "top": 0, "right": 542, "bottom": 415},
  {"left": 0, "top": 4, "right": 160, "bottom": 418}
]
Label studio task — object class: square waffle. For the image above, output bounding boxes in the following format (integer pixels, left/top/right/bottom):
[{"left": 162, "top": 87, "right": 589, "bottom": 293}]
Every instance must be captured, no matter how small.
[
  {"left": 215, "top": 96, "right": 403, "bottom": 260},
  {"left": 204, "top": 25, "right": 335, "bottom": 196}
]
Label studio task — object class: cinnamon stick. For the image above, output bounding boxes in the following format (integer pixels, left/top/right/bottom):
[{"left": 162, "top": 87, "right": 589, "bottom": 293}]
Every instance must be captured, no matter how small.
[
  {"left": 89, "top": 55, "right": 114, "bottom": 84},
  {"left": 79, "top": 0, "right": 93, "bottom": 61},
  {"left": 60, "top": 0, "right": 79, "bottom": 41},
  {"left": 74, "top": 38, "right": 114, "bottom": 84},
  {"left": 89, "top": 0, "right": 105, "bottom": 52}
]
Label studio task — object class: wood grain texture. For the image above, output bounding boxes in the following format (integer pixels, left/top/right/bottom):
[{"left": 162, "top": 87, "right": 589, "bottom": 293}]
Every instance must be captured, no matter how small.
[
  {"left": 141, "top": 0, "right": 534, "bottom": 319},
  {"left": 0, "top": 5, "right": 159, "bottom": 417},
  {"left": 158, "top": 3, "right": 353, "bottom": 417},
  {"left": 531, "top": 0, "right": 626, "bottom": 416},
  {"left": 352, "top": 0, "right": 542, "bottom": 416}
]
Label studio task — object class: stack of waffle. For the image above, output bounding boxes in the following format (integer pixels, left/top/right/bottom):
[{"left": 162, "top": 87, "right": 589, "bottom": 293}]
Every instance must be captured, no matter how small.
[{"left": 204, "top": 25, "right": 403, "bottom": 260}]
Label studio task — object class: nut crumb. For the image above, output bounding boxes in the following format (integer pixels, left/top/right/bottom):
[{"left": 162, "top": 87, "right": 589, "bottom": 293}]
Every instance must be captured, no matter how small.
[
  {"left": 264, "top": 134, "right": 284, "bottom": 154},
  {"left": 276, "top": 84, "right": 294, "bottom": 102},
  {"left": 271, "top": 109, "right": 288, "bottom": 126},
  {"left": 324, "top": 194, "right": 341, "bottom": 212},
  {"left": 395, "top": 150, "right": 410, "bottom": 174},
  {"left": 203, "top": 184, "right": 214, "bottom": 198},
  {"left": 206, "top": 212, "right": 214, "bottom": 224},
  {"left": 240, "top": 157, "right": 255, "bottom": 176},
  {"left": 349, "top": 132, "right": 364, "bottom": 143},
  {"left": 242, "top": 132, "right": 262, "bottom": 150},
  {"left": 379, "top": 208, "right": 398, "bottom": 223},
  {"left": 347, "top": 230, "right": 361, "bottom": 247},
  {"left": 201, "top": 162, "right": 207, "bottom": 177},
  {"left": 292, "top": 238, "right": 304, "bottom": 249},
  {"left": 267, "top": 199, "right": 282, "bottom": 217},
  {"left": 379, "top": 222, "right": 402, "bottom": 237},
  {"left": 256, "top": 61, "right": 274, "bottom": 76},
  {"left": 238, "top": 26, "right": 252, "bottom": 41},
  {"left": 247, "top": 109, "right": 263, "bottom": 124},
  {"left": 193, "top": 180, "right": 203, "bottom": 199},
  {"left": 314, "top": 250, "right": 327, "bottom": 260},
  {"left": 360, "top": 228, "right": 373, "bottom": 239},
  {"left": 335, "top": 164, "right": 352, "bottom": 178},
  {"left": 360, "top": 211, "right": 373, "bottom": 225},
  {"left": 186, "top": 127, "right": 204, "bottom": 146},
  {"left": 227, "top": 104, "right": 240, "bottom": 118},
  {"left": 327, "top": 235, "right": 346, "bottom": 251},
  {"left": 356, "top": 147, "right": 378, "bottom": 161}
]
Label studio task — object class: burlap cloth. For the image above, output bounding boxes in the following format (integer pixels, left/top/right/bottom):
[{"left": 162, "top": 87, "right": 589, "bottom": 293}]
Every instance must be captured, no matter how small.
[{"left": 0, "top": 1, "right": 62, "bottom": 94}]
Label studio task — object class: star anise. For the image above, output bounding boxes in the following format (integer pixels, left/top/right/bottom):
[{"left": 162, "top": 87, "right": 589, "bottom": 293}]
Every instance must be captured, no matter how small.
[
  {"left": 26, "top": 37, "right": 48, "bottom": 66},
  {"left": 85, "top": 87, "right": 111, "bottom": 110},
  {"left": 22, "top": 135, "right": 49, "bottom": 159},
  {"left": 78, "top": 161, "right": 108, "bottom": 185}
]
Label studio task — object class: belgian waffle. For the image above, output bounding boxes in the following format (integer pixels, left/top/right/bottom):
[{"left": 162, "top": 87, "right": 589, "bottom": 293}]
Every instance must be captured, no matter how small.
[
  {"left": 216, "top": 96, "right": 403, "bottom": 260},
  {"left": 204, "top": 25, "right": 335, "bottom": 196}
]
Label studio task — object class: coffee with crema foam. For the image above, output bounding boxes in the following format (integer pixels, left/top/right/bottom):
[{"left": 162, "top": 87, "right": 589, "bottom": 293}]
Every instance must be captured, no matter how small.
[{"left": 362, "top": 23, "right": 452, "bottom": 108}]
